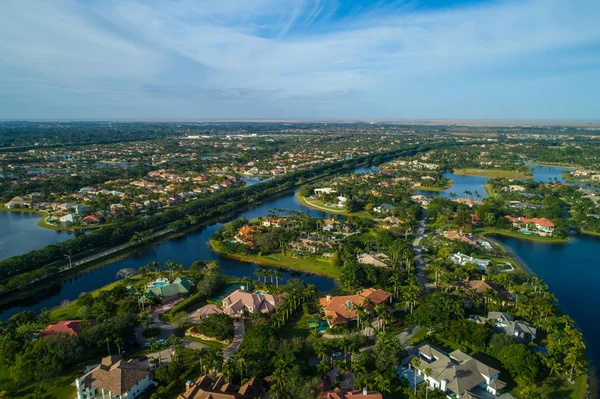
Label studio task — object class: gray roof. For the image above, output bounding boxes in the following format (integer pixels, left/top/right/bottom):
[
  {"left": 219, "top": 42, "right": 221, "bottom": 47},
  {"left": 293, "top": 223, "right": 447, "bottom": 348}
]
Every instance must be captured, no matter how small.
[{"left": 416, "top": 344, "right": 501, "bottom": 397}]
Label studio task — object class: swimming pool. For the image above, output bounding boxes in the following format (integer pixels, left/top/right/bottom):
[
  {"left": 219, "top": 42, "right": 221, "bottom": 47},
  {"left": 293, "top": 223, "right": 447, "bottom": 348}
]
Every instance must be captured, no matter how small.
[
  {"left": 256, "top": 291, "right": 266, "bottom": 295},
  {"left": 151, "top": 281, "right": 168, "bottom": 287}
]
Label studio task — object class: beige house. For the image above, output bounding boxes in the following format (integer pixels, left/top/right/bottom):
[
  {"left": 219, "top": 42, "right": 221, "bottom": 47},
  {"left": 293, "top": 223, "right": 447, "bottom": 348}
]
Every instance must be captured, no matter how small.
[
  {"left": 194, "top": 289, "right": 279, "bottom": 318},
  {"left": 76, "top": 356, "right": 153, "bottom": 399}
]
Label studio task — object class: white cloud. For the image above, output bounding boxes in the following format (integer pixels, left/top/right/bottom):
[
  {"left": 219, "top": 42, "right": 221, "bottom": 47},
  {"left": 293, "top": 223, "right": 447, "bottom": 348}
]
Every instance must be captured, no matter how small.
[{"left": 0, "top": 0, "right": 599, "bottom": 119}]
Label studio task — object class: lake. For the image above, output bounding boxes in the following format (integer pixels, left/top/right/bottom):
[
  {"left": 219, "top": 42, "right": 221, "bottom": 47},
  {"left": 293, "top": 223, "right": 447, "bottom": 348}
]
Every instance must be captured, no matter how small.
[
  {"left": 0, "top": 212, "right": 73, "bottom": 260},
  {"left": 0, "top": 191, "right": 336, "bottom": 320},
  {"left": 2, "top": 164, "right": 600, "bottom": 385},
  {"left": 495, "top": 234, "right": 600, "bottom": 386}
]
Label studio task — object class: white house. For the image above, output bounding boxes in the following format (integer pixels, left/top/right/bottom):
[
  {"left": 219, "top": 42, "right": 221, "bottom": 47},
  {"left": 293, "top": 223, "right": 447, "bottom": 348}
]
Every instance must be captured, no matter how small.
[{"left": 450, "top": 252, "right": 490, "bottom": 270}]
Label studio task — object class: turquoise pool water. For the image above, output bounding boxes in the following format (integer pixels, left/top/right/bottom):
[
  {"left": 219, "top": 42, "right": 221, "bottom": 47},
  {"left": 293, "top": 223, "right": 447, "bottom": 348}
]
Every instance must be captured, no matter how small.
[
  {"left": 256, "top": 291, "right": 266, "bottom": 295},
  {"left": 152, "top": 281, "right": 168, "bottom": 287}
]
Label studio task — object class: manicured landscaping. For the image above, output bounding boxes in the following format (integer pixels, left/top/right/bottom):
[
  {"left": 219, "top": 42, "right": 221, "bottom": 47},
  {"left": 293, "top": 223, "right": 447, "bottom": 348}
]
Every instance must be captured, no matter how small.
[
  {"left": 210, "top": 239, "right": 341, "bottom": 278},
  {"left": 296, "top": 194, "right": 368, "bottom": 218},
  {"left": 453, "top": 168, "right": 532, "bottom": 178}
]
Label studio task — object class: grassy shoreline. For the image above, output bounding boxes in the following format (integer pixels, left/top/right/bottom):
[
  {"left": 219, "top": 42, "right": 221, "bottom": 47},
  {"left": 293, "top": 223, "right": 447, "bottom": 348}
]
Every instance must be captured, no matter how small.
[
  {"left": 453, "top": 168, "right": 532, "bottom": 179},
  {"left": 210, "top": 239, "right": 341, "bottom": 279},
  {"left": 477, "top": 227, "right": 570, "bottom": 243},
  {"left": 409, "top": 180, "right": 453, "bottom": 192},
  {"left": 296, "top": 194, "right": 367, "bottom": 217},
  {"left": 0, "top": 206, "right": 106, "bottom": 231}
]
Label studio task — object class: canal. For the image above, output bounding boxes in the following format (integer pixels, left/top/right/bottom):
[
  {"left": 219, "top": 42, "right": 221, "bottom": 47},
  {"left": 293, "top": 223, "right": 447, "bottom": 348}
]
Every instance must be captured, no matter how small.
[{"left": 1, "top": 164, "right": 599, "bottom": 385}]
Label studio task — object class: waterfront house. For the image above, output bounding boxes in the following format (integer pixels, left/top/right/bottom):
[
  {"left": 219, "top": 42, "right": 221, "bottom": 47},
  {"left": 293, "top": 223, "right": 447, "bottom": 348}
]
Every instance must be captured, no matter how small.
[
  {"left": 450, "top": 252, "right": 490, "bottom": 270},
  {"left": 38, "top": 320, "right": 84, "bottom": 339},
  {"left": 319, "top": 288, "right": 391, "bottom": 327},
  {"left": 505, "top": 216, "right": 555, "bottom": 236},
  {"left": 221, "top": 289, "right": 279, "bottom": 316},
  {"left": 414, "top": 344, "right": 506, "bottom": 398},
  {"left": 443, "top": 230, "right": 478, "bottom": 246},
  {"left": 178, "top": 374, "right": 262, "bottom": 399},
  {"left": 4, "top": 196, "right": 27, "bottom": 209},
  {"left": 145, "top": 277, "right": 192, "bottom": 299},
  {"left": 75, "top": 355, "right": 153, "bottom": 399},
  {"left": 470, "top": 312, "right": 537, "bottom": 343},
  {"left": 455, "top": 278, "right": 513, "bottom": 306}
]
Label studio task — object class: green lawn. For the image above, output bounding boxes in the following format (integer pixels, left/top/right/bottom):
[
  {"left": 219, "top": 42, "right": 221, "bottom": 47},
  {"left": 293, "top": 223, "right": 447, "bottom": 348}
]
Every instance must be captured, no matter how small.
[
  {"left": 50, "top": 274, "right": 149, "bottom": 321},
  {"left": 0, "top": 361, "right": 81, "bottom": 399},
  {"left": 476, "top": 227, "right": 570, "bottom": 243},
  {"left": 453, "top": 168, "right": 533, "bottom": 178},
  {"left": 280, "top": 312, "right": 314, "bottom": 340},
  {"left": 210, "top": 240, "right": 341, "bottom": 278},
  {"left": 296, "top": 194, "right": 368, "bottom": 218},
  {"left": 0, "top": 206, "right": 108, "bottom": 231}
]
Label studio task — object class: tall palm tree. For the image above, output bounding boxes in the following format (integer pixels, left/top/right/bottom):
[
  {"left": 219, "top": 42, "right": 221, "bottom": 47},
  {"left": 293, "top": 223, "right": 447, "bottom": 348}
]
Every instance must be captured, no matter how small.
[
  {"left": 424, "top": 368, "right": 432, "bottom": 399},
  {"left": 410, "top": 356, "right": 421, "bottom": 395},
  {"left": 343, "top": 300, "right": 354, "bottom": 326},
  {"left": 274, "top": 270, "right": 283, "bottom": 287}
]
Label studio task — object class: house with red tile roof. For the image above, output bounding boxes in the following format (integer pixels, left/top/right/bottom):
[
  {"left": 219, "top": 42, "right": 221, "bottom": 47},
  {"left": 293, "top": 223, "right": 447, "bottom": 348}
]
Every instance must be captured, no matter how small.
[
  {"left": 320, "top": 388, "right": 383, "bottom": 399},
  {"left": 319, "top": 288, "right": 391, "bottom": 327},
  {"left": 38, "top": 320, "right": 84, "bottom": 338},
  {"left": 505, "top": 216, "right": 555, "bottom": 236}
]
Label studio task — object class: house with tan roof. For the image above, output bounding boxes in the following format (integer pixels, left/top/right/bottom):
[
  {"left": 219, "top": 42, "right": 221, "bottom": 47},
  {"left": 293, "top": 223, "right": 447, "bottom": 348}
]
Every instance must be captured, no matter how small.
[
  {"left": 414, "top": 344, "right": 505, "bottom": 398},
  {"left": 357, "top": 252, "right": 390, "bottom": 268},
  {"left": 443, "top": 230, "right": 477, "bottom": 246},
  {"left": 178, "top": 374, "right": 262, "bottom": 399},
  {"left": 221, "top": 289, "right": 279, "bottom": 316},
  {"left": 76, "top": 355, "right": 153, "bottom": 399},
  {"left": 319, "top": 288, "right": 391, "bottom": 327},
  {"left": 454, "top": 278, "right": 513, "bottom": 306}
]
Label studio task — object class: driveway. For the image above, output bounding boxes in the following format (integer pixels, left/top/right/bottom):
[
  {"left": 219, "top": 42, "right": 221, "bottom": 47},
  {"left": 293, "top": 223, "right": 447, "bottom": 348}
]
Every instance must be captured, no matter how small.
[{"left": 223, "top": 318, "right": 244, "bottom": 361}]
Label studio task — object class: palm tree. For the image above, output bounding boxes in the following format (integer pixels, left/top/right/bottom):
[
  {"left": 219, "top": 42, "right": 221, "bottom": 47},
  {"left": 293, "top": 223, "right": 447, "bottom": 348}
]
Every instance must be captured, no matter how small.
[
  {"left": 424, "top": 368, "right": 432, "bottom": 399},
  {"left": 241, "top": 276, "right": 251, "bottom": 291},
  {"left": 274, "top": 270, "right": 283, "bottom": 287},
  {"left": 343, "top": 300, "right": 354, "bottom": 326},
  {"left": 411, "top": 356, "right": 421, "bottom": 395}
]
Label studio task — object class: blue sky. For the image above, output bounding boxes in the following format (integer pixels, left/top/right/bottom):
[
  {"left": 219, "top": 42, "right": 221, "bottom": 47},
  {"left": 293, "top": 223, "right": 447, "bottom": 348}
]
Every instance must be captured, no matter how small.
[{"left": 0, "top": 0, "right": 599, "bottom": 120}]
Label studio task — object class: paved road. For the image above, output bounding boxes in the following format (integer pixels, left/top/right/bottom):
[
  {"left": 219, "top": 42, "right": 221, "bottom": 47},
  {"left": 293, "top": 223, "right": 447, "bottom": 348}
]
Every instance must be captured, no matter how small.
[
  {"left": 412, "top": 219, "right": 430, "bottom": 287},
  {"left": 223, "top": 318, "right": 244, "bottom": 361}
]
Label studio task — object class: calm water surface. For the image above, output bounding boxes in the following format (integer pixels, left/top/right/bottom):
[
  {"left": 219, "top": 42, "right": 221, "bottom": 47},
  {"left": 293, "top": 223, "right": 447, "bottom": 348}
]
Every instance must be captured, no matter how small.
[
  {"left": 495, "top": 235, "right": 600, "bottom": 383},
  {"left": 2, "top": 165, "right": 600, "bottom": 382},
  {"left": 0, "top": 192, "right": 336, "bottom": 320},
  {"left": 0, "top": 212, "right": 72, "bottom": 260}
]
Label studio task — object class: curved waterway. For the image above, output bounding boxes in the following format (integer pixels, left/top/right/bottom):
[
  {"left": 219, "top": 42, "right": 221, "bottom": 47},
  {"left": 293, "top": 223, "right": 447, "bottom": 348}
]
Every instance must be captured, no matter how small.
[
  {"left": 495, "top": 234, "right": 600, "bottom": 385},
  {"left": 0, "top": 191, "right": 335, "bottom": 320}
]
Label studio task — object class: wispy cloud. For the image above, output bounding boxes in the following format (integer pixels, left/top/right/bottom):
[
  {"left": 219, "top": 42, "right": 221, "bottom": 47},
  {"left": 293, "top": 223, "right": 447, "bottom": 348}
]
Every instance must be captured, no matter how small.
[{"left": 0, "top": 0, "right": 599, "bottom": 119}]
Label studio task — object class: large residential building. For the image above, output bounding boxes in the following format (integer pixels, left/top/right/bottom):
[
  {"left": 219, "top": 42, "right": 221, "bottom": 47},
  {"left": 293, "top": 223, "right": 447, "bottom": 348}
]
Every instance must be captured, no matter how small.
[
  {"left": 470, "top": 312, "right": 537, "bottom": 343},
  {"left": 450, "top": 252, "right": 490, "bottom": 270},
  {"left": 223, "top": 289, "right": 278, "bottom": 316},
  {"left": 178, "top": 374, "right": 262, "bottom": 399},
  {"left": 505, "top": 216, "right": 555, "bottom": 236},
  {"left": 38, "top": 320, "right": 84, "bottom": 339},
  {"left": 319, "top": 288, "right": 391, "bottom": 327},
  {"left": 357, "top": 252, "right": 390, "bottom": 268},
  {"left": 75, "top": 355, "right": 153, "bottom": 399},
  {"left": 414, "top": 345, "right": 506, "bottom": 398},
  {"left": 144, "top": 277, "right": 193, "bottom": 299}
]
